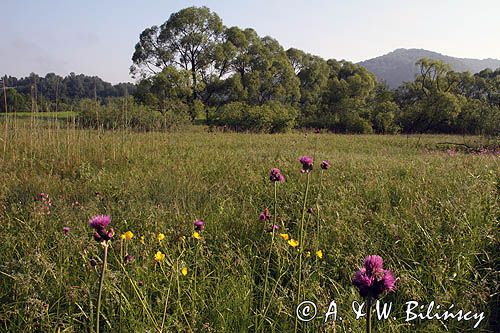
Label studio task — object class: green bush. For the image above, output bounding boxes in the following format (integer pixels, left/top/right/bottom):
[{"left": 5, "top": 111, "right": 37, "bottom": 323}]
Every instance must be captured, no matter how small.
[{"left": 209, "top": 101, "right": 297, "bottom": 133}]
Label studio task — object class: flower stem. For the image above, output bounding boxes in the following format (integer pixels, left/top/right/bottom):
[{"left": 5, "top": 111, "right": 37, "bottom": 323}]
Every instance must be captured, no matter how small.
[
  {"left": 259, "top": 181, "right": 278, "bottom": 332},
  {"left": 366, "top": 298, "right": 372, "bottom": 333},
  {"left": 316, "top": 169, "right": 324, "bottom": 251},
  {"left": 96, "top": 242, "right": 108, "bottom": 333},
  {"left": 294, "top": 172, "right": 311, "bottom": 333}
]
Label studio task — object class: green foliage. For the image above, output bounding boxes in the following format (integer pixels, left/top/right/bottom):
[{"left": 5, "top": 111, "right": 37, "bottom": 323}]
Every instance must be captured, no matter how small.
[
  {"left": 209, "top": 101, "right": 297, "bottom": 132},
  {"left": 77, "top": 97, "right": 190, "bottom": 131}
]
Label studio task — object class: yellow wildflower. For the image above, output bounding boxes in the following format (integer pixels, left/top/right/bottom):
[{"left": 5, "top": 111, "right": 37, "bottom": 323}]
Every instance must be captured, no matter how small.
[
  {"left": 121, "top": 231, "right": 134, "bottom": 240},
  {"left": 279, "top": 233, "right": 289, "bottom": 241},
  {"left": 305, "top": 251, "right": 311, "bottom": 258},
  {"left": 157, "top": 233, "right": 165, "bottom": 241},
  {"left": 193, "top": 231, "right": 201, "bottom": 240},
  {"left": 288, "top": 239, "right": 299, "bottom": 247},
  {"left": 181, "top": 267, "right": 188, "bottom": 276},
  {"left": 316, "top": 250, "right": 323, "bottom": 259},
  {"left": 140, "top": 236, "right": 145, "bottom": 245},
  {"left": 154, "top": 251, "right": 165, "bottom": 263}
]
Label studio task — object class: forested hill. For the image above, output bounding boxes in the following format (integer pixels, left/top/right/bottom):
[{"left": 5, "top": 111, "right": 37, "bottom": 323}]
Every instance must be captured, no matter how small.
[{"left": 358, "top": 48, "right": 500, "bottom": 88}]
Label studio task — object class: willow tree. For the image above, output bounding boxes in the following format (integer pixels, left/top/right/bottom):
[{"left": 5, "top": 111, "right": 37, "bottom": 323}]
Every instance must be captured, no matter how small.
[{"left": 131, "top": 6, "right": 226, "bottom": 108}]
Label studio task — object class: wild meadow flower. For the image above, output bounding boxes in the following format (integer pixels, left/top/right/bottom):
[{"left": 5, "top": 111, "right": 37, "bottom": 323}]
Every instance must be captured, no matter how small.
[
  {"left": 36, "top": 192, "right": 52, "bottom": 215},
  {"left": 352, "top": 255, "right": 396, "bottom": 333},
  {"left": 193, "top": 231, "right": 201, "bottom": 240},
  {"left": 140, "top": 236, "right": 145, "bottom": 245},
  {"left": 259, "top": 208, "right": 271, "bottom": 221},
  {"left": 121, "top": 230, "right": 134, "bottom": 240},
  {"left": 181, "top": 267, "right": 188, "bottom": 276},
  {"left": 266, "top": 224, "right": 280, "bottom": 233},
  {"left": 279, "top": 233, "right": 289, "bottom": 241},
  {"left": 88, "top": 214, "right": 113, "bottom": 333},
  {"left": 288, "top": 239, "right": 299, "bottom": 247},
  {"left": 89, "top": 215, "right": 110, "bottom": 230},
  {"left": 316, "top": 249, "right": 323, "bottom": 259},
  {"left": 63, "top": 226, "right": 70, "bottom": 235},
  {"left": 89, "top": 215, "right": 114, "bottom": 242},
  {"left": 352, "top": 255, "right": 397, "bottom": 299},
  {"left": 299, "top": 156, "right": 313, "bottom": 172},
  {"left": 320, "top": 160, "right": 331, "bottom": 170},
  {"left": 269, "top": 168, "right": 285, "bottom": 182},
  {"left": 157, "top": 233, "right": 165, "bottom": 241},
  {"left": 194, "top": 220, "right": 205, "bottom": 232},
  {"left": 154, "top": 251, "right": 165, "bottom": 263}
]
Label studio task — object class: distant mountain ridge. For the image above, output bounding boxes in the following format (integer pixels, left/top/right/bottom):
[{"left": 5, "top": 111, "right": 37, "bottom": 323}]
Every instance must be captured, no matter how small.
[{"left": 357, "top": 48, "right": 500, "bottom": 88}]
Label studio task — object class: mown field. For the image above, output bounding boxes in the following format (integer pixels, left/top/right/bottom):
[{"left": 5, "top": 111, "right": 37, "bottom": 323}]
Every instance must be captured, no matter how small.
[{"left": 0, "top": 120, "right": 498, "bottom": 332}]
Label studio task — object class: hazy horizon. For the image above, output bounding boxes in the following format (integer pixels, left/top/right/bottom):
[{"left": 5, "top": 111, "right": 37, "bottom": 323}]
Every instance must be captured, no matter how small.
[{"left": 1, "top": 0, "right": 499, "bottom": 83}]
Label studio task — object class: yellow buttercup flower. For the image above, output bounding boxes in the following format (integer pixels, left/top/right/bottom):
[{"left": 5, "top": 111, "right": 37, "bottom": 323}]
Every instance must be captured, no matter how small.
[
  {"left": 140, "top": 236, "right": 145, "bottom": 245},
  {"left": 288, "top": 239, "right": 299, "bottom": 247},
  {"left": 154, "top": 251, "right": 165, "bottom": 262},
  {"left": 181, "top": 267, "right": 188, "bottom": 276},
  {"left": 193, "top": 231, "right": 201, "bottom": 240},
  {"left": 157, "top": 233, "right": 165, "bottom": 241},
  {"left": 279, "top": 233, "right": 289, "bottom": 241},
  {"left": 121, "top": 231, "right": 134, "bottom": 240},
  {"left": 316, "top": 250, "right": 323, "bottom": 259}
]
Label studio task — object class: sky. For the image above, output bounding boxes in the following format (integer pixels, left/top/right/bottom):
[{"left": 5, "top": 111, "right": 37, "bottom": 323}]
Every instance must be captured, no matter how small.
[{"left": 1, "top": 0, "right": 499, "bottom": 83}]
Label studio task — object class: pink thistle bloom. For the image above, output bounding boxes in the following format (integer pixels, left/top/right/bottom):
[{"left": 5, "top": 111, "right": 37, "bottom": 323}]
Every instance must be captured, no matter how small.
[
  {"left": 89, "top": 215, "right": 111, "bottom": 230},
  {"left": 266, "top": 224, "right": 280, "bottom": 233},
  {"left": 194, "top": 219, "right": 205, "bottom": 232},
  {"left": 352, "top": 255, "right": 397, "bottom": 299},
  {"left": 259, "top": 208, "right": 271, "bottom": 221},
  {"left": 89, "top": 215, "right": 113, "bottom": 242},
  {"left": 269, "top": 168, "right": 285, "bottom": 182},
  {"left": 299, "top": 156, "right": 314, "bottom": 172},
  {"left": 63, "top": 227, "right": 70, "bottom": 235},
  {"left": 320, "top": 160, "right": 331, "bottom": 170}
]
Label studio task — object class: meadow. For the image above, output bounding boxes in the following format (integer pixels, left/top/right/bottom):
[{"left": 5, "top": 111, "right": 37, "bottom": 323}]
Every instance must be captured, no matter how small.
[{"left": 0, "top": 119, "right": 498, "bottom": 332}]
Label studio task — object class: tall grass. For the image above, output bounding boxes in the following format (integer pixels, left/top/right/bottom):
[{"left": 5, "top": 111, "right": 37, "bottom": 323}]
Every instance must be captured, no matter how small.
[{"left": 0, "top": 118, "right": 498, "bottom": 332}]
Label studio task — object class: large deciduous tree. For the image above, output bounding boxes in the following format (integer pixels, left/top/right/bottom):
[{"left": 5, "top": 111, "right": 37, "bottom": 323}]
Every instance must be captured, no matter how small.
[{"left": 131, "top": 6, "right": 225, "bottom": 110}]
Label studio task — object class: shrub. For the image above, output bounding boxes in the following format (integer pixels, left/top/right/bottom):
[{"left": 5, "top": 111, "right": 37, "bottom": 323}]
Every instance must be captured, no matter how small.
[{"left": 209, "top": 101, "right": 297, "bottom": 133}]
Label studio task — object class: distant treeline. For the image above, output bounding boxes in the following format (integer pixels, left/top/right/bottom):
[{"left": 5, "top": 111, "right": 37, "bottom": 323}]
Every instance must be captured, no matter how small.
[
  {"left": 2, "top": 6, "right": 499, "bottom": 136},
  {"left": 0, "top": 72, "right": 135, "bottom": 113},
  {"left": 129, "top": 6, "right": 500, "bottom": 135}
]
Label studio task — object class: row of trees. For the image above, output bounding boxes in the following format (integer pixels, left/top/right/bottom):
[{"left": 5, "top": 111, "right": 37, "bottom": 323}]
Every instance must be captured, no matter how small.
[
  {"left": 0, "top": 73, "right": 135, "bottom": 113},
  {"left": 2, "top": 7, "right": 499, "bottom": 135},
  {"left": 130, "top": 6, "right": 499, "bottom": 135}
]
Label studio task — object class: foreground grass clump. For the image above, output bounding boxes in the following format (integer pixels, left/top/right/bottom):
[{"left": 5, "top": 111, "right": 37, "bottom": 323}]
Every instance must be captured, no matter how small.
[{"left": 0, "top": 122, "right": 498, "bottom": 332}]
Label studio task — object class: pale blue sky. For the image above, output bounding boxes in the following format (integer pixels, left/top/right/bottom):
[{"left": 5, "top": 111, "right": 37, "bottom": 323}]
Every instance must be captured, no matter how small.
[{"left": 1, "top": 0, "right": 499, "bottom": 83}]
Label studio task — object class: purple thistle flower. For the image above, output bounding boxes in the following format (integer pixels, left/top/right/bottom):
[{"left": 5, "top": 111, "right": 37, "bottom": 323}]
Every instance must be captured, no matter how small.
[
  {"left": 320, "top": 160, "right": 331, "bottom": 170},
  {"left": 89, "top": 215, "right": 111, "bottom": 230},
  {"left": 259, "top": 208, "right": 271, "bottom": 221},
  {"left": 89, "top": 215, "right": 113, "bottom": 242},
  {"left": 194, "top": 219, "right": 205, "bottom": 232},
  {"left": 299, "top": 156, "right": 314, "bottom": 172},
  {"left": 269, "top": 168, "right": 285, "bottom": 182},
  {"left": 63, "top": 227, "right": 70, "bottom": 235},
  {"left": 266, "top": 224, "right": 280, "bottom": 233},
  {"left": 352, "top": 255, "right": 397, "bottom": 299}
]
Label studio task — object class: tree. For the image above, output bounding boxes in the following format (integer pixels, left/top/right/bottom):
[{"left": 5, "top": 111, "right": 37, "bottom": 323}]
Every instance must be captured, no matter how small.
[
  {"left": 131, "top": 6, "right": 225, "bottom": 111},
  {"left": 397, "top": 58, "right": 464, "bottom": 133}
]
